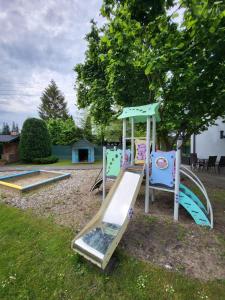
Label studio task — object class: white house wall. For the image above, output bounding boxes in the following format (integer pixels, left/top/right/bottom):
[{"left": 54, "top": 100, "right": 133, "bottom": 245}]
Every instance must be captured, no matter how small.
[{"left": 191, "top": 118, "right": 225, "bottom": 159}]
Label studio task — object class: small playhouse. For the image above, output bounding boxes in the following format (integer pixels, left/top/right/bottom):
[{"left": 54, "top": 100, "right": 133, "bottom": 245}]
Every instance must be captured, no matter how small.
[
  {"left": 72, "top": 139, "right": 95, "bottom": 163},
  {"left": 0, "top": 134, "right": 20, "bottom": 163}
]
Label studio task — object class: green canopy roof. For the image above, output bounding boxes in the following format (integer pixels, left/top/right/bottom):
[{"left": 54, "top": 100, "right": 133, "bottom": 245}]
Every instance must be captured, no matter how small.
[{"left": 118, "top": 103, "right": 160, "bottom": 123}]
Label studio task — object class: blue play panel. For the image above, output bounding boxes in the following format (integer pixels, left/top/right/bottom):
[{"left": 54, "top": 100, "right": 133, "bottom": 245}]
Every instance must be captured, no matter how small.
[{"left": 150, "top": 151, "right": 176, "bottom": 188}]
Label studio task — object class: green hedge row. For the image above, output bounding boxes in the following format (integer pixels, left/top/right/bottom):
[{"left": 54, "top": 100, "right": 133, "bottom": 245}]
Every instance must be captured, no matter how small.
[{"left": 32, "top": 155, "right": 59, "bottom": 164}]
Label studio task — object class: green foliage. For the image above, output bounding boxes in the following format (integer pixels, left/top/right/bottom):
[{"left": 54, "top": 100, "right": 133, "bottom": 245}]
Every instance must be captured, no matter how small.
[
  {"left": 19, "top": 118, "right": 51, "bottom": 162},
  {"left": 82, "top": 114, "right": 93, "bottom": 141},
  {"left": 104, "top": 119, "right": 122, "bottom": 142},
  {"left": 32, "top": 155, "right": 59, "bottom": 164},
  {"left": 75, "top": 0, "right": 225, "bottom": 148},
  {"left": 47, "top": 118, "right": 83, "bottom": 145},
  {"left": 93, "top": 124, "right": 106, "bottom": 145},
  {"left": 39, "top": 80, "right": 69, "bottom": 121},
  {"left": 145, "top": 0, "right": 225, "bottom": 146},
  {"left": 74, "top": 20, "right": 114, "bottom": 127}
]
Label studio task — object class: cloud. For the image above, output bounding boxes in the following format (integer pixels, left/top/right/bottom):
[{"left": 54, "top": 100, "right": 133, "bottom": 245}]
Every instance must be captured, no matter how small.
[{"left": 0, "top": 0, "right": 104, "bottom": 129}]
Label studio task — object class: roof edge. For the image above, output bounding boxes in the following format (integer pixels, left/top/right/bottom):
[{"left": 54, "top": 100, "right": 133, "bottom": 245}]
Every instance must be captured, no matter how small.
[{"left": 118, "top": 103, "right": 160, "bottom": 122}]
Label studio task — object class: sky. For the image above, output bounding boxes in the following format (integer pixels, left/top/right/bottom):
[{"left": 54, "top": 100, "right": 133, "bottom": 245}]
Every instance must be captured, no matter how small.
[{"left": 0, "top": 0, "right": 104, "bottom": 130}]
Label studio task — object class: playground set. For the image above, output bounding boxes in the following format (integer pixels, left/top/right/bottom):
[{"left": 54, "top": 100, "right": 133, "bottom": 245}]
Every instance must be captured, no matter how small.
[
  {"left": 72, "top": 103, "right": 213, "bottom": 270},
  {"left": 0, "top": 170, "right": 71, "bottom": 192}
]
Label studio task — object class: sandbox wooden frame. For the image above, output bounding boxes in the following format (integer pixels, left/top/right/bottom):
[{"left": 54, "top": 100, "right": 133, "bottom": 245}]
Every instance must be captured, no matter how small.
[{"left": 0, "top": 170, "right": 71, "bottom": 192}]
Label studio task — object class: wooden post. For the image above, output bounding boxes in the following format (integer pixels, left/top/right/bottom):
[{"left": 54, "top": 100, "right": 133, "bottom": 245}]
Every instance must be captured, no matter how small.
[
  {"left": 174, "top": 137, "right": 182, "bottom": 221},
  {"left": 151, "top": 116, "right": 156, "bottom": 202},
  {"left": 122, "top": 118, "right": 126, "bottom": 166},
  {"left": 152, "top": 116, "right": 156, "bottom": 152},
  {"left": 145, "top": 116, "right": 151, "bottom": 213},
  {"left": 131, "top": 117, "right": 134, "bottom": 166},
  {"left": 102, "top": 146, "right": 106, "bottom": 201}
]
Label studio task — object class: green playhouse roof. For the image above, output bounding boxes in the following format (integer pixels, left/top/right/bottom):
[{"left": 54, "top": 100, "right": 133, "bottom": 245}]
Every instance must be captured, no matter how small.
[{"left": 118, "top": 103, "right": 160, "bottom": 123}]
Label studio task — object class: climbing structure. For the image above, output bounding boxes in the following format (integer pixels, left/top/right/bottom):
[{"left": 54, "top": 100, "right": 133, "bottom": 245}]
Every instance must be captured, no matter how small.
[
  {"left": 73, "top": 103, "right": 213, "bottom": 270},
  {"left": 102, "top": 103, "right": 213, "bottom": 228}
]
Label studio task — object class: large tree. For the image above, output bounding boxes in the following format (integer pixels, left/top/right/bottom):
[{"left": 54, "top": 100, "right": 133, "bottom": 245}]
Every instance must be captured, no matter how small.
[
  {"left": 47, "top": 117, "right": 83, "bottom": 145},
  {"left": 39, "top": 80, "right": 69, "bottom": 121},
  {"left": 75, "top": 20, "right": 113, "bottom": 128},
  {"left": 19, "top": 118, "right": 51, "bottom": 162},
  {"left": 143, "top": 0, "right": 225, "bottom": 146},
  {"left": 75, "top": 0, "right": 225, "bottom": 148},
  {"left": 82, "top": 114, "right": 93, "bottom": 141}
]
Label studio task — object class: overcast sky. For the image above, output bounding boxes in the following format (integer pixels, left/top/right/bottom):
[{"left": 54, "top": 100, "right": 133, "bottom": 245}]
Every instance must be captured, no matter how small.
[{"left": 0, "top": 0, "right": 104, "bottom": 130}]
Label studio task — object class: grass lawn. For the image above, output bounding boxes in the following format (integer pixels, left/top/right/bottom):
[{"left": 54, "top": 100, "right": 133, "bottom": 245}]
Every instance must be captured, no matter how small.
[
  {"left": 7, "top": 159, "right": 102, "bottom": 168},
  {"left": 0, "top": 204, "right": 225, "bottom": 300}
]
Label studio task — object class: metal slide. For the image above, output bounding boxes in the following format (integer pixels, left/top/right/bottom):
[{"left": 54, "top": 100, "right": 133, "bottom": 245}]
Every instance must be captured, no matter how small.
[{"left": 72, "top": 169, "right": 144, "bottom": 269}]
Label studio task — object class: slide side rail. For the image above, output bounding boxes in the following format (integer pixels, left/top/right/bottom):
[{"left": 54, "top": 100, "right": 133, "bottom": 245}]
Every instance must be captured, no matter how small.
[{"left": 181, "top": 166, "right": 208, "bottom": 197}]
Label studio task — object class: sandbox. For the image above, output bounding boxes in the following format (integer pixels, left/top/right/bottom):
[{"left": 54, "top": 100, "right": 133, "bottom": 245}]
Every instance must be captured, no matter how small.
[{"left": 0, "top": 170, "right": 71, "bottom": 192}]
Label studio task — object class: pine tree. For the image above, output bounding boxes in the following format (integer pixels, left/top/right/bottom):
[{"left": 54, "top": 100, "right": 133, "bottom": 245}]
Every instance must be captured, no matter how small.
[
  {"left": 12, "top": 121, "right": 16, "bottom": 132},
  {"left": 2, "top": 122, "right": 10, "bottom": 135},
  {"left": 15, "top": 124, "right": 19, "bottom": 133},
  {"left": 39, "top": 80, "right": 69, "bottom": 121}
]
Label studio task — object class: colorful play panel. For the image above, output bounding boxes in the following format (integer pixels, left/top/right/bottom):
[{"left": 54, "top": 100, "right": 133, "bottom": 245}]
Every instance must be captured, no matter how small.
[{"left": 0, "top": 170, "right": 71, "bottom": 192}]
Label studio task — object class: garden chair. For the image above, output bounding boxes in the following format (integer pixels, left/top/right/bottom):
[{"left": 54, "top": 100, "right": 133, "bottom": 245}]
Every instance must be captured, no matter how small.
[
  {"left": 205, "top": 156, "right": 217, "bottom": 172},
  {"left": 198, "top": 158, "right": 206, "bottom": 171},
  {"left": 218, "top": 156, "right": 225, "bottom": 174},
  {"left": 190, "top": 153, "right": 198, "bottom": 170}
]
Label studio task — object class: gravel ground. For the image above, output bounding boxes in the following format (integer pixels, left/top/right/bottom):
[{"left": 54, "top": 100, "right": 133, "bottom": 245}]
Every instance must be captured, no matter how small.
[
  {"left": 0, "top": 170, "right": 101, "bottom": 232},
  {"left": 1, "top": 169, "right": 225, "bottom": 280}
]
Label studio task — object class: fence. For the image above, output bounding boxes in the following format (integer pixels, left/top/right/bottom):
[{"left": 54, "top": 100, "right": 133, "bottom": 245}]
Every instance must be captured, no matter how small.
[
  {"left": 94, "top": 146, "right": 103, "bottom": 161},
  {"left": 52, "top": 145, "right": 72, "bottom": 160},
  {"left": 52, "top": 145, "right": 103, "bottom": 161}
]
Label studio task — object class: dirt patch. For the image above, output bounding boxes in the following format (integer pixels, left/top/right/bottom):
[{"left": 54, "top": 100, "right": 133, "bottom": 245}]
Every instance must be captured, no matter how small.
[
  {"left": 0, "top": 169, "right": 225, "bottom": 281},
  {"left": 122, "top": 214, "right": 225, "bottom": 281}
]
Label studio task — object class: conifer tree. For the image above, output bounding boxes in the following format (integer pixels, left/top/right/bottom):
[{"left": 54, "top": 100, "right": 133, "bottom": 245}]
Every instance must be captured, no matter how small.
[
  {"left": 19, "top": 118, "right": 51, "bottom": 162},
  {"left": 15, "top": 124, "right": 19, "bottom": 133},
  {"left": 2, "top": 122, "right": 10, "bottom": 135},
  {"left": 12, "top": 121, "right": 16, "bottom": 132},
  {"left": 39, "top": 80, "right": 69, "bottom": 121}
]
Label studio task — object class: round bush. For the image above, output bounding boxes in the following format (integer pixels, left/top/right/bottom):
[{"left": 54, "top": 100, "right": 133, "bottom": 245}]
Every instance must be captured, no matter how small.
[{"left": 19, "top": 118, "right": 51, "bottom": 162}]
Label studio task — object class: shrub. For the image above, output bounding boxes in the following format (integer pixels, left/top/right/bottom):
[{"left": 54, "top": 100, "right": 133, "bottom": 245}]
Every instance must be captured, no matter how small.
[
  {"left": 32, "top": 155, "right": 59, "bottom": 164},
  {"left": 19, "top": 118, "right": 51, "bottom": 162}
]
